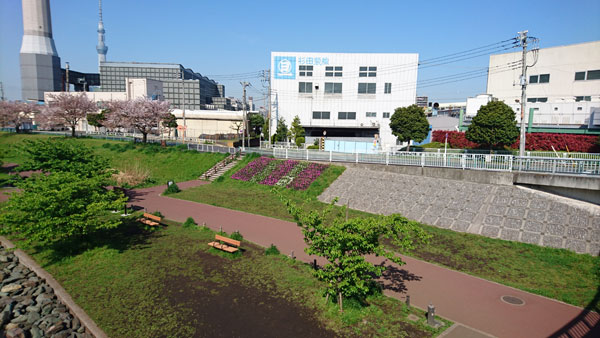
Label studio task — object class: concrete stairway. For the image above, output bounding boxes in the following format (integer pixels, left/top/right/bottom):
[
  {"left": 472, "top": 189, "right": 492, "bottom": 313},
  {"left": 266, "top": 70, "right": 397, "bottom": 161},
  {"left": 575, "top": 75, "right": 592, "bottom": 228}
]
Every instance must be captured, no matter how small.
[{"left": 201, "top": 155, "right": 240, "bottom": 181}]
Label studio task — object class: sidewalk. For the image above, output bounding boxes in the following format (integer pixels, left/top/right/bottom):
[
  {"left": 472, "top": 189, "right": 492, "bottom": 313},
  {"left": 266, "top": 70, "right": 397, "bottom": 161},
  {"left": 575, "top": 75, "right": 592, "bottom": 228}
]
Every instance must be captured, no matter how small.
[{"left": 128, "top": 181, "right": 599, "bottom": 338}]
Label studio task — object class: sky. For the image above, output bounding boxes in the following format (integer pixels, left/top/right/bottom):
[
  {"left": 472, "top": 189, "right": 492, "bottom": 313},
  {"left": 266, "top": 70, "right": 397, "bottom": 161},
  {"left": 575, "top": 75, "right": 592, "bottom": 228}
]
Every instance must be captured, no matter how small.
[{"left": 1, "top": 0, "right": 599, "bottom": 105}]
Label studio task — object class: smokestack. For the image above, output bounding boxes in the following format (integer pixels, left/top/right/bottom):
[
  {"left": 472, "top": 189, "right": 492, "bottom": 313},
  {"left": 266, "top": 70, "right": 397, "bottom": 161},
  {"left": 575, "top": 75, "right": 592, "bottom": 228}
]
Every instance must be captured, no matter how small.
[{"left": 20, "top": 0, "right": 61, "bottom": 102}]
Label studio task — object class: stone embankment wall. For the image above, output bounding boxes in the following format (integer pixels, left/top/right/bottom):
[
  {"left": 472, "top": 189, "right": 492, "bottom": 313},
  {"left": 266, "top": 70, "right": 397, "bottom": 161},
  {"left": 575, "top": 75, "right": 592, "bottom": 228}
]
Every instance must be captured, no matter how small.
[
  {"left": 0, "top": 244, "right": 104, "bottom": 338},
  {"left": 319, "top": 166, "right": 600, "bottom": 255}
]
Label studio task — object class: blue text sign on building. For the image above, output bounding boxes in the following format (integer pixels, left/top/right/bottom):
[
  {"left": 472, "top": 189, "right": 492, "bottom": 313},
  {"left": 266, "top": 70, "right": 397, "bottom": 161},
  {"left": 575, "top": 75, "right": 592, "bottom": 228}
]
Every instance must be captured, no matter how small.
[
  {"left": 298, "top": 57, "right": 329, "bottom": 65},
  {"left": 274, "top": 56, "right": 296, "bottom": 79}
]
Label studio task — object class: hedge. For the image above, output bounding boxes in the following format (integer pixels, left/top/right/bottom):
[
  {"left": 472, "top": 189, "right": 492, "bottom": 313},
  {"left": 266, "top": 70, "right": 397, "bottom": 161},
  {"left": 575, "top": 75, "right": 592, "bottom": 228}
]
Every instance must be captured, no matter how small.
[{"left": 432, "top": 131, "right": 600, "bottom": 152}]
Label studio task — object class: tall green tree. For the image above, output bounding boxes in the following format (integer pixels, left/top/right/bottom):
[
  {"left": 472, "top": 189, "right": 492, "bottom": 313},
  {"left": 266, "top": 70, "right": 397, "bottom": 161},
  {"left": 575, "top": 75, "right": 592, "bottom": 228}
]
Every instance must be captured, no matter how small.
[
  {"left": 248, "top": 114, "right": 265, "bottom": 137},
  {"left": 279, "top": 194, "right": 429, "bottom": 312},
  {"left": 87, "top": 109, "right": 107, "bottom": 130},
  {"left": 290, "top": 115, "right": 306, "bottom": 147},
  {"left": 0, "top": 171, "right": 126, "bottom": 245},
  {"left": 389, "top": 105, "right": 429, "bottom": 151},
  {"left": 273, "top": 117, "right": 288, "bottom": 143},
  {"left": 162, "top": 113, "right": 178, "bottom": 137},
  {"left": 18, "top": 139, "right": 109, "bottom": 178},
  {"left": 465, "top": 101, "right": 519, "bottom": 149}
]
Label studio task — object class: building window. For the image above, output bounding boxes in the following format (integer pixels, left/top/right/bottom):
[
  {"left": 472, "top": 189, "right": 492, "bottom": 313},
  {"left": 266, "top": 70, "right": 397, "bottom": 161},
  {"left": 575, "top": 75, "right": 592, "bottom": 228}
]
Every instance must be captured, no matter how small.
[
  {"left": 359, "top": 66, "right": 377, "bottom": 77},
  {"left": 539, "top": 74, "right": 550, "bottom": 83},
  {"left": 366, "top": 112, "right": 376, "bottom": 117},
  {"left": 529, "top": 75, "right": 538, "bottom": 84},
  {"left": 527, "top": 97, "right": 547, "bottom": 103},
  {"left": 587, "top": 70, "right": 600, "bottom": 80},
  {"left": 325, "top": 66, "right": 343, "bottom": 77},
  {"left": 312, "top": 111, "right": 330, "bottom": 119},
  {"left": 324, "top": 82, "right": 342, "bottom": 94},
  {"left": 299, "top": 82, "right": 312, "bottom": 93},
  {"left": 575, "top": 71, "right": 586, "bottom": 81},
  {"left": 384, "top": 83, "right": 392, "bottom": 94},
  {"left": 358, "top": 83, "right": 376, "bottom": 94},
  {"left": 299, "top": 65, "right": 313, "bottom": 77},
  {"left": 383, "top": 112, "right": 390, "bottom": 118},
  {"left": 338, "top": 112, "right": 356, "bottom": 120},
  {"left": 575, "top": 96, "right": 591, "bottom": 102}
]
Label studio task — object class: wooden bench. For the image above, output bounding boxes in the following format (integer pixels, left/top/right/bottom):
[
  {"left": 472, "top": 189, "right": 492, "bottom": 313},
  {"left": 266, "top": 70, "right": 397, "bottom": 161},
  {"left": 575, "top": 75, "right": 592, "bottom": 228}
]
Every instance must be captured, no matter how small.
[
  {"left": 208, "top": 234, "right": 241, "bottom": 253},
  {"left": 138, "top": 213, "right": 161, "bottom": 226}
]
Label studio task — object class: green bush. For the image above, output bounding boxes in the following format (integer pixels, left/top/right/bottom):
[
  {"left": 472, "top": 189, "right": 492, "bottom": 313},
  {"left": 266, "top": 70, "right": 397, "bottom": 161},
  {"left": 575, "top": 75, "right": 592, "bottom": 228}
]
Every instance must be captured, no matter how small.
[
  {"left": 265, "top": 244, "right": 280, "bottom": 256},
  {"left": 163, "top": 182, "right": 181, "bottom": 195},
  {"left": 230, "top": 231, "right": 243, "bottom": 241},
  {"left": 307, "top": 145, "right": 319, "bottom": 150},
  {"left": 183, "top": 217, "right": 197, "bottom": 228}
]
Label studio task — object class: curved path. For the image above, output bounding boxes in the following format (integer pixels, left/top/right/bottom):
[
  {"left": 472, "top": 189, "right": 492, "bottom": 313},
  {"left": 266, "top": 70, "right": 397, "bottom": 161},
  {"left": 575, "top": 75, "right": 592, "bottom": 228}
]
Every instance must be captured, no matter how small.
[{"left": 128, "top": 181, "right": 599, "bottom": 338}]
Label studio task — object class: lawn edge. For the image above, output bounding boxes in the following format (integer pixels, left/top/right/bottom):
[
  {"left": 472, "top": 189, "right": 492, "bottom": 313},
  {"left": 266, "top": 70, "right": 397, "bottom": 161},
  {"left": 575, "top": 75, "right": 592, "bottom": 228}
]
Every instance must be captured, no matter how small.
[{"left": 0, "top": 236, "right": 109, "bottom": 338}]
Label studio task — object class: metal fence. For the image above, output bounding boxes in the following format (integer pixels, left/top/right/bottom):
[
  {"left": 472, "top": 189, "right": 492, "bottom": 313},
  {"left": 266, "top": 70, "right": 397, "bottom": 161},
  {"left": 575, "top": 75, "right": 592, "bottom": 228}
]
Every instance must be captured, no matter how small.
[
  {"left": 13, "top": 131, "right": 600, "bottom": 176},
  {"left": 246, "top": 147, "right": 600, "bottom": 176}
]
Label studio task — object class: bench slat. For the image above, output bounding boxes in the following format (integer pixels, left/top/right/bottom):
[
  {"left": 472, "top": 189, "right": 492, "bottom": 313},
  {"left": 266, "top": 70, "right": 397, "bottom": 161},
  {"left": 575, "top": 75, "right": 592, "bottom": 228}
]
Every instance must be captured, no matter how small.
[
  {"left": 214, "top": 234, "right": 241, "bottom": 247},
  {"left": 142, "top": 213, "right": 162, "bottom": 222}
]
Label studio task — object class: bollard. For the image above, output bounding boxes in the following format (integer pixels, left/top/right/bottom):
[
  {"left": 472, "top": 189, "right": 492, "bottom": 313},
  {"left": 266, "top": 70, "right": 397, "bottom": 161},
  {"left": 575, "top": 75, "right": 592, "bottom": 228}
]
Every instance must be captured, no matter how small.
[
  {"left": 427, "top": 303, "right": 436, "bottom": 326},
  {"left": 219, "top": 226, "right": 222, "bottom": 233},
  {"left": 405, "top": 295, "right": 410, "bottom": 307},
  {"left": 290, "top": 250, "right": 295, "bottom": 259},
  {"left": 313, "top": 259, "right": 317, "bottom": 270}
]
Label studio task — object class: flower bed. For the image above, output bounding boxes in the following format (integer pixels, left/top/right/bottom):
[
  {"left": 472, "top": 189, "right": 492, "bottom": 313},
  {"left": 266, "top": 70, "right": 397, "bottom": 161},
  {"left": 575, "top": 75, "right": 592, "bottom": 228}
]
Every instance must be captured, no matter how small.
[
  {"left": 287, "top": 163, "right": 329, "bottom": 190},
  {"left": 232, "top": 157, "right": 328, "bottom": 190},
  {"left": 231, "top": 157, "right": 276, "bottom": 181}
]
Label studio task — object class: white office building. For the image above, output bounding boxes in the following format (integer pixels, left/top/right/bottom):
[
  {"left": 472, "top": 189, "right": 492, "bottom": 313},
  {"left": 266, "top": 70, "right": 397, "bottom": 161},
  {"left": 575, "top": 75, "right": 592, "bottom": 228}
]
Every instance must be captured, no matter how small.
[
  {"left": 485, "top": 41, "right": 600, "bottom": 129},
  {"left": 270, "top": 52, "right": 419, "bottom": 151}
]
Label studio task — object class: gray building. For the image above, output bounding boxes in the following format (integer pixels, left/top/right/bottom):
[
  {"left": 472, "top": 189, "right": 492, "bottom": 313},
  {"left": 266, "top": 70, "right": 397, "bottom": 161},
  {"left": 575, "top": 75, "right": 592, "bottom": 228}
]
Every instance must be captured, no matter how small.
[{"left": 99, "top": 61, "right": 222, "bottom": 110}]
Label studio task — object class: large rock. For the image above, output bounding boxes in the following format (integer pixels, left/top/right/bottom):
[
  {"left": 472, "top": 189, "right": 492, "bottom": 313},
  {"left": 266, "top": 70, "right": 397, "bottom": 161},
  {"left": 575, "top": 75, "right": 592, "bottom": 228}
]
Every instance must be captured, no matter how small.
[
  {"left": 29, "top": 326, "right": 42, "bottom": 338},
  {"left": 1, "top": 284, "right": 22, "bottom": 293},
  {"left": 5, "top": 327, "right": 26, "bottom": 338},
  {"left": 45, "top": 321, "right": 64, "bottom": 335},
  {"left": 26, "top": 310, "right": 40, "bottom": 323}
]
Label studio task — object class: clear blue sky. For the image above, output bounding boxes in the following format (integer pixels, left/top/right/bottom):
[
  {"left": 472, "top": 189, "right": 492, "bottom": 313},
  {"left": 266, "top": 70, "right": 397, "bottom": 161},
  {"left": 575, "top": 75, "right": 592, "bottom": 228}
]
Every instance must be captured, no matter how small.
[{"left": 1, "top": 0, "right": 599, "bottom": 104}]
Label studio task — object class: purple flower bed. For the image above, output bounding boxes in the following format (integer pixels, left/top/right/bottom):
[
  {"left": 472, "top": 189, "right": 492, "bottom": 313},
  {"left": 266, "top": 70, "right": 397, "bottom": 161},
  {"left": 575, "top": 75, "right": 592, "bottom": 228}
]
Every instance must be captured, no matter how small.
[
  {"left": 287, "top": 163, "right": 329, "bottom": 190},
  {"left": 232, "top": 156, "right": 328, "bottom": 190},
  {"left": 231, "top": 157, "right": 276, "bottom": 182},
  {"left": 260, "top": 160, "right": 298, "bottom": 186}
]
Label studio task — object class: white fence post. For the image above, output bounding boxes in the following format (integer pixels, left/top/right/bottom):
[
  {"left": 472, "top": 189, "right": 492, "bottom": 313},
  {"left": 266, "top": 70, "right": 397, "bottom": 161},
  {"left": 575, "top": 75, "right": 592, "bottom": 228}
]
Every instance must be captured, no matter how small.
[
  {"left": 329, "top": 150, "right": 332, "bottom": 162},
  {"left": 386, "top": 152, "right": 389, "bottom": 165},
  {"left": 356, "top": 151, "right": 359, "bottom": 163},
  {"left": 285, "top": 148, "right": 288, "bottom": 159},
  {"left": 421, "top": 153, "right": 425, "bottom": 167},
  {"left": 306, "top": 149, "right": 309, "bottom": 160},
  {"left": 509, "top": 156, "right": 513, "bottom": 172},
  {"left": 462, "top": 154, "right": 466, "bottom": 170}
]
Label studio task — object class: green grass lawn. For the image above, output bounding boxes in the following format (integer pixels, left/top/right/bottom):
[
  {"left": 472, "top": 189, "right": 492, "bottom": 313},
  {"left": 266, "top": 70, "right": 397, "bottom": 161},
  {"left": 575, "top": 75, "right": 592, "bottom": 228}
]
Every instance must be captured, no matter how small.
[
  {"left": 22, "top": 219, "right": 450, "bottom": 338},
  {"left": 173, "top": 153, "right": 600, "bottom": 311},
  {"left": 0, "top": 132, "right": 226, "bottom": 187}
]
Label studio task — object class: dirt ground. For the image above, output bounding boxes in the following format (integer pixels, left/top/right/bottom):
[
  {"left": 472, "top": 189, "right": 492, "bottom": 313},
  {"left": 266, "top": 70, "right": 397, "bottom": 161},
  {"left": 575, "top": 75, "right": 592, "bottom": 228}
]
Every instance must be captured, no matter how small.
[{"left": 164, "top": 243, "right": 338, "bottom": 338}]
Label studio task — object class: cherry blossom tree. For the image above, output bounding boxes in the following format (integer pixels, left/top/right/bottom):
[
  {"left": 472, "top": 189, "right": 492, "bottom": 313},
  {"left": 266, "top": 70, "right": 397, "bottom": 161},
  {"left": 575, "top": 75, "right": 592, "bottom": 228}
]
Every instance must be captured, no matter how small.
[
  {"left": 105, "top": 98, "right": 171, "bottom": 143},
  {"left": 0, "top": 101, "right": 39, "bottom": 133},
  {"left": 41, "top": 93, "right": 98, "bottom": 137}
]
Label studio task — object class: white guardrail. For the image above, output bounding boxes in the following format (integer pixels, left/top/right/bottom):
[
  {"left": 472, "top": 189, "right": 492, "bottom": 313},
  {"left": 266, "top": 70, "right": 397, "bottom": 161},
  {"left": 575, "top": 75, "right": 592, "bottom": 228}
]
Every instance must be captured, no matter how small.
[
  {"left": 245, "top": 147, "right": 600, "bottom": 176},
  {"left": 25, "top": 131, "right": 600, "bottom": 176}
]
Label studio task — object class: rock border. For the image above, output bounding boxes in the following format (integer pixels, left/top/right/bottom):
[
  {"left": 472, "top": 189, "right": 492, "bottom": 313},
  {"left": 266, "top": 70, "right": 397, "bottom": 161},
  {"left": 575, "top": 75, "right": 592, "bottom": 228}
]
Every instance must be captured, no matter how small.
[{"left": 0, "top": 236, "right": 108, "bottom": 338}]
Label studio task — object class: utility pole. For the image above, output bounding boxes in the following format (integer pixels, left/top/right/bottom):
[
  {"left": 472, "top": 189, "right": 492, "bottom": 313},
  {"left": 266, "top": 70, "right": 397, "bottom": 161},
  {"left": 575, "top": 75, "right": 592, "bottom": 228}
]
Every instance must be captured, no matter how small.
[
  {"left": 240, "top": 81, "right": 249, "bottom": 150},
  {"left": 518, "top": 30, "right": 528, "bottom": 157},
  {"left": 0, "top": 82, "right": 4, "bottom": 101},
  {"left": 267, "top": 70, "right": 272, "bottom": 145},
  {"left": 181, "top": 71, "right": 186, "bottom": 141}
]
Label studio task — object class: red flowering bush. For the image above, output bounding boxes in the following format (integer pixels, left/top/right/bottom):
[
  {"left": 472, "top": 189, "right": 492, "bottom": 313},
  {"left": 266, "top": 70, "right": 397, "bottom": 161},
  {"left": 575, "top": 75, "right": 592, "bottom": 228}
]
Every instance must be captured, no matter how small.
[{"left": 432, "top": 130, "right": 600, "bottom": 152}]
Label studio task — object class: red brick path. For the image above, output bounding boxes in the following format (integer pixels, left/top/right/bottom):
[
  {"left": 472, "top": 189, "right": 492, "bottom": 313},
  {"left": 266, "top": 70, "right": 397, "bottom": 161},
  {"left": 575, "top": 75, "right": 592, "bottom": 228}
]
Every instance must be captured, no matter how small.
[{"left": 128, "top": 181, "right": 599, "bottom": 338}]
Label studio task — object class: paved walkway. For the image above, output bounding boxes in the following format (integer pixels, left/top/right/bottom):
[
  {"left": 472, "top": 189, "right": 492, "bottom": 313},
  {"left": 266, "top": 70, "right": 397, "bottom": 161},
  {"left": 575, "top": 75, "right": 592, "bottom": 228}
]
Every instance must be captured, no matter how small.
[
  {"left": 319, "top": 167, "right": 600, "bottom": 255},
  {"left": 128, "top": 181, "right": 599, "bottom": 338}
]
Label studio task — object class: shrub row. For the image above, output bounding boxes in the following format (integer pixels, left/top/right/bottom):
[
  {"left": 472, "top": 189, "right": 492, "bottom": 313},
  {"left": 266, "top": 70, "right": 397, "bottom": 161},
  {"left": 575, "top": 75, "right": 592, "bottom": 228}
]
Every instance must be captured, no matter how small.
[{"left": 432, "top": 131, "right": 600, "bottom": 152}]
